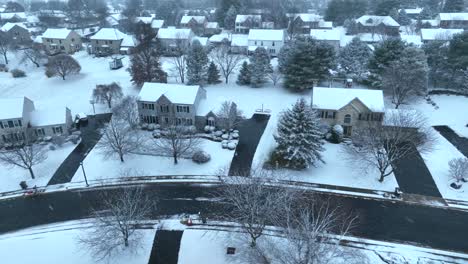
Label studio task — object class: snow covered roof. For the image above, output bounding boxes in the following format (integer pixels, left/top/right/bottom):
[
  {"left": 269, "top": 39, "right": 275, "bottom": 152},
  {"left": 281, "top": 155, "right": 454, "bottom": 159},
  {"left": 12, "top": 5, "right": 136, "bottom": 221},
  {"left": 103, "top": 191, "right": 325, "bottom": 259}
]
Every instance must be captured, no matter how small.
[
  {"left": 231, "top": 34, "right": 248, "bottom": 46},
  {"left": 318, "top": 21, "right": 333, "bottom": 28},
  {"left": 105, "top": 16, "right": 119, "bottom": 26},
  {"left": 209, "top": 32, "right": 231, "bottom": 43},
  {"left": 356, "top": 15, "right": 400, "bottom": 27},
  {"left": 439, "top": 13, "right": 468, "bottom": 21},
  {"left": 135, "top": 16, "right": 153, "bottom": 24},
  {"left": 0, "top": 97, "right": 29, "bottom": 120},
  {"left": 235, "top": 14, "right": 261, "bottom": 23},
  {"left": 180, "top": 15, "right": 207, "bottom": 24},
  {"left": 248, "top": 29, "right": 285, "bottom": 41},
  {"left": 26, "top": 15, "right": 40, "bottom": 23},
  {"left": 192, "top": 36, "right": 208, "bottom": 46},
  {"left": 206, "top": 22, "right": 219, "bottom": 29},
  {"left": 90, "top": 28, "right": 126, "bottom": 40},
  {"left": 400, "top": 8, "right": 423, "bottom": 15},
  {"left": 294, "top": 13, "right": 322, "bottom": 22},
  {"left": 121, "top": 34, "right": 137, "bottom": 47},
  {"left": 0, "top": 12, "right": 26, "bottom": 20},
  {"left": 30, "top": 107, "right": 68, "bottom": 127},
  {"left": 421, "top": 19, "right": 439, "bottom": 27},
  {"left": 157, "top": 27, "right": 192, "bottom": 39},
  {"left": 310, "top": 28, "right": 340, "bottom": 41},
  {"left": 138, "top": 83, "right": 201, "bottom": 104},
  {"left": 312, "top": 87, "right": 385, "bottom": 112},
  {"left": 42, "top": 28, "right": 73, "bottom": 39},
  {"left": 34, "top": 35, "right": 42, "bottom": 44},
  {"left": 421, "top": 28, "right": 464, "bottom": 41},
  {"left": 151, "top": 20, "right": 164, "bottom": 29},
  {"left": 0, "top": 22, "right": 27, "bottom": 32}
]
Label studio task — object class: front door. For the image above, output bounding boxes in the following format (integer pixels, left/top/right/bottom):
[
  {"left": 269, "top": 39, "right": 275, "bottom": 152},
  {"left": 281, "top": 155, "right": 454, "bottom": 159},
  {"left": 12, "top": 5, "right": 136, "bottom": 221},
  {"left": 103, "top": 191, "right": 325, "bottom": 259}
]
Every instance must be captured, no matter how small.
[{"left": 343, "top": 125, "right": 352, "bottom": 137}]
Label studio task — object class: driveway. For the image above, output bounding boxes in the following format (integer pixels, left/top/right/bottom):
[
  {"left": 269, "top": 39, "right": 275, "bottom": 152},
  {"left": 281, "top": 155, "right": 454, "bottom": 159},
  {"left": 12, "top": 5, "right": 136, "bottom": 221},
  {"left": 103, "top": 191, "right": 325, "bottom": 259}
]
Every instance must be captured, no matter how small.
[
  {"left": 148, "top": 230, "right": 183, "bottom": 264},
  {"left": 47, "top": 114, "right": 111, "bottom": 185},
  {"left": 228, "top": 114, "right": 270, "bottom": 176},
  {"left": 433, "top": 126, "right": 468, "bottom": 158}
]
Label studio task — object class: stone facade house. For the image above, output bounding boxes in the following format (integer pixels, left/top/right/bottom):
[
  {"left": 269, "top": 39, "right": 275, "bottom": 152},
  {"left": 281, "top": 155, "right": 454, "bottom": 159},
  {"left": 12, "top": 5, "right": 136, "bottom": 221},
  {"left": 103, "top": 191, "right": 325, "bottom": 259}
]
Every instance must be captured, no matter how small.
[
  {"left": 235, "top": 15, "right": 262, "bottom": 34},
  {"left": 247, "top": 29, "right": 286, "bottom": 57},
  {"left": 438, "top": 13, "right": 468, "bottom": 29},
  {"left": 0, "top": 22, "right": 31, "bottom": 45},
  {"left": 41, "top": 28, "right": 82, "bottom": 54},
  {"left": 312, "top": 87, "right": 385, "bottom": 136},
  {"left": 355, "top": 15, "right": 400, "bottom": 36}
]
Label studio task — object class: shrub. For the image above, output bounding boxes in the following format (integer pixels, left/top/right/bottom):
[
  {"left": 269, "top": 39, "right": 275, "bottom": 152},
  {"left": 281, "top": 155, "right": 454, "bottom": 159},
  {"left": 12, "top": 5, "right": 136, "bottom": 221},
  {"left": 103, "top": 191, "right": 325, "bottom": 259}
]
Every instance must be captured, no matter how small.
[
  {"left": 328, "top": 125, "right": 344, "bottom": 144},
  {"left": 49, "top": 144, "right": 56, "bottom": 150},
  {"left": 52, "top": 135, "right": 65, "bottom": 147},
  {"left": 45, "top": 68, "right": 55, "bottom": 78},
  {"left": 11, "top": 69, "right": 26, "bottom": 78},
  {"left": 192, "top": 150, "right": 211, "bottom": 164}
]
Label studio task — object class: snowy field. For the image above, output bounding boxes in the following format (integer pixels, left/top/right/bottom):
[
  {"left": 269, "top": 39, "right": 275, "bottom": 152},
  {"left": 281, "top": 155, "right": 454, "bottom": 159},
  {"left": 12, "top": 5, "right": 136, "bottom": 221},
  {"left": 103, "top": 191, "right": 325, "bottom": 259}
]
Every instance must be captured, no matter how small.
[
  {"left": 71, "top": 138, "right": 235, "bottom": 182},
  {"left": 0, "top": 220, "right": 155, "bottom": 264},
  {"left": 0, "top": 142, "right": 77, "bottom": 193}
]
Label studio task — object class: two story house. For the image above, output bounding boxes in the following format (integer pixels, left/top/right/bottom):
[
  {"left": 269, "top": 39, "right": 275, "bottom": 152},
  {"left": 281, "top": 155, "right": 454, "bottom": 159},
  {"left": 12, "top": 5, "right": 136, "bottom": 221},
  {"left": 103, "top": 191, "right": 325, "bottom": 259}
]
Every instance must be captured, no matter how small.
[
  {"left": 355, "top": 15, "right": 400, "bottom": 36},
  {"left": 0, "top": 12, "right": 26, "bottom": 23},
  {"left": 289, "top": 13, "right": 333, "bottom": 35},
  {"left": 41, "top": 28, "right": 82, "bottom": 54},
  {"left": 438, "top": 13, "right": 468, "bottom": 29},
  {"left": 89, "top": 28, "right": 134, "bottom": 56},
  {"left": 235, "top": 15, "right": 261, "bottom": 34},
  {"left": 157, "top": 27, "right": 194, "bottom": 54},
  {"left": 420, "top": 28, "right": 464, "bottom": 43},
  {"left": 247, "top": 29, "right": 286, "bottom": 56},
  {"left": 180, "top": 15, "right": 208, "bottom": 35},
  {"left": 310, "top": 28, "right": 341, "bottom": 50},
  {"left": 0, "top": 22, "right": 31, "bottom": 45},
  {"left": 312, "top": 87, "right": 385, "bottom": 136}
]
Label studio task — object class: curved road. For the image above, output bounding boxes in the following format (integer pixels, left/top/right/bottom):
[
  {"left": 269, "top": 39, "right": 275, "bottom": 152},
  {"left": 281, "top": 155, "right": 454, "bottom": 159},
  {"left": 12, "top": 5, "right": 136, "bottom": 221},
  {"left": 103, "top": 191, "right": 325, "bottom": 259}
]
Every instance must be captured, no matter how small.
[{"left": 1, "top": 183, "right": 468, "bottom": 253}]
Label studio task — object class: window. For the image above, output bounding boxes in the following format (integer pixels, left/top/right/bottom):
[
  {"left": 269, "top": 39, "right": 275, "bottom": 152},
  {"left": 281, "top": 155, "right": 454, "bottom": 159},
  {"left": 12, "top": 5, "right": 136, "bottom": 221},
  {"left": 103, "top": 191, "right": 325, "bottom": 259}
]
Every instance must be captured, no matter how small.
[
  {"left": 142, "top": 103, "right": 155, "bottom": 110},
  {"left": 13, "top": 120, "right": 21, "bottom": 127},
  {"left": 71, "top": 38, "right": 75, "bottom": 42},
  {"left": 8, "top": 121, "right": 14, "bottom": 128},
  {"left": 260, "top": 41, "right": 263, "bottom": 46},
  {"left": 176, "top": 105, "right": 190, "bottom": 113},
  {"left": 53, "top": 126, "right": 63, "bottom": 134},
  {"left": 207, "top": 117, "right": 215, "bottom": 126},
  {"left": 160, "top": 105, "right": 169, "bottom": 113},
  {"left": 164, "top": 117, "right": 169, "bottom": 124},
  {"left": 321, "top": 111, "right": 336, "bottom": 119},
  {"left": 344, "top": 114, "right": 351, "bottom": 124},
  {"left": 254, "top": 41, "right": 257, "bottom": 45},
  {"left": 269, "top": 49, "right": 275, "bottom": 54},
  {"left": 0, "top": 122, "right": 3, "bottom": 129},
  {"left": 59, "top": 40, "right": 62, "bottom": 44},
  {"left": 35, "top": 128, "right": 45, "bottom": 137},
  {"left": 272, "top": 41, "right": 275, "bottom": 46},
  {"left": 142, "top": 115, "right": 158, "bottom": 123}
]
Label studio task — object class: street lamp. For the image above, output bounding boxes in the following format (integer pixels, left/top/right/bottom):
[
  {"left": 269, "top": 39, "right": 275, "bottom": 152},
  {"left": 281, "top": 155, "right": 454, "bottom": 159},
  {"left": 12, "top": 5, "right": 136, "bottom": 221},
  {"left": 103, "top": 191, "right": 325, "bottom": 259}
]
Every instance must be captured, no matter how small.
[
  {"left": 80, "top": 161, "right": 89, "bottom": 187},
  {"left": 89, "top": 99, "right": 96, "bottom": 115}
]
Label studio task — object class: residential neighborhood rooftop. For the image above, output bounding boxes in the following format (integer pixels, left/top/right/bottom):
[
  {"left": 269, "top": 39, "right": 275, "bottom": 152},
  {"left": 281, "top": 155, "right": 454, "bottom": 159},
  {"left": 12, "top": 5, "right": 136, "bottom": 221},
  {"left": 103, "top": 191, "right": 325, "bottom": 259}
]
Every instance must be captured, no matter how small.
[
  {"left": 0, "top": 22, "right": 27, "bottom": 32},
  {"left": 312, "top": 87, "right": 385, "bottom": 112},
  {"left": 356, "top": 15, "right": 400, "bottom": 27},
  {"left": 42, "top": 28, "right": 73, "bottom": 39},
  {"left": 90, "top": 28, "right": 126, "bottom": 40},
  {"left": 248, "top": 29, "right": 285, "bottom": 41},
  {"left": 138, "top": 83, "right": 201, "bottom": 104},
  {"left": 421, "top": 28, "right": 464, "bottom": 41},
  {"left": 157, "top": 27, "right": 192, "bottom": 39},
  {"left": 0, "top": 97, "right": 28, "bottom": 120},
  {"left": 438, "top": 12, "right": 468, "bottom": 21},
  {"left": 310, "top": 28, "right": 341, "bottom": 41}
]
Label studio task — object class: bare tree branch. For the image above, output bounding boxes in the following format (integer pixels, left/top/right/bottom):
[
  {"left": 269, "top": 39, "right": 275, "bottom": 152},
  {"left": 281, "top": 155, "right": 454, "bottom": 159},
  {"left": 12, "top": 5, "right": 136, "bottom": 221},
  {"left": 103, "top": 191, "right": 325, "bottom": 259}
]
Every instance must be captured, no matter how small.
[
  {"left": 152, "top": 124, "right": 201, "bottom": 164},
  {"left": 211, "top": 42, "right": 244, "bottom": 84}
]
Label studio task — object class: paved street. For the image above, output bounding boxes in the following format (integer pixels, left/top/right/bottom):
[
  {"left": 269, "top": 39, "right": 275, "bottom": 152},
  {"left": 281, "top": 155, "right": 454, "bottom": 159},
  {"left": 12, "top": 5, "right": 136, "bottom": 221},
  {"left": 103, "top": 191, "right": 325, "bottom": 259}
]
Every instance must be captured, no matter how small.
[{"left": 1, "top": 184, "right": 468, "bottom": 253}]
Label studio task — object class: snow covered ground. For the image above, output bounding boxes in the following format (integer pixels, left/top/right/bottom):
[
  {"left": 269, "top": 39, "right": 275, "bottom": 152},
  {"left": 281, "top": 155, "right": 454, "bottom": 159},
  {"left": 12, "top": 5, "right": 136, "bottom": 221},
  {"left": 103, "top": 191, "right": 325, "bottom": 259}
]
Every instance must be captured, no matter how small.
[
  {"left": 0, "top": 220, "right": 155, "bottom": 264},
  {"left": 0, "top": 142, "right": 77, "bottom": 193},
  {"left": 71, "top": 138, "right": 235, "bottom": 182}
]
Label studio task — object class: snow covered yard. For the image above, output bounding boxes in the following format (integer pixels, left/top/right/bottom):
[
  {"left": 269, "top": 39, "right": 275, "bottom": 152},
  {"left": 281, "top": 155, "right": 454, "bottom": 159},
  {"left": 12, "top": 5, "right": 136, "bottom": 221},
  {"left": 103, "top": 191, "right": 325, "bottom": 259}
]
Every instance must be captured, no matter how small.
[
  {"left": 0, "top": 220, "right": 155, "bottom": 264},
  {"left": 72, "top": 138, "right": 234, "bottom": 182},
  {"left": 0, "top": 142, "right": 77, "bottom": 193}
]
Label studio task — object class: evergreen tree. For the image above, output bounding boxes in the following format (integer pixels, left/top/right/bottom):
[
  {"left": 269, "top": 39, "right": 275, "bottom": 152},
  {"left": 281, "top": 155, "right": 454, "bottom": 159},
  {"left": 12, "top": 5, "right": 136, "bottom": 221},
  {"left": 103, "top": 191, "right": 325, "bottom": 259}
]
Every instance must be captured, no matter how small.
[
  {"left": 129, "top": 44, "right": 167, "bottom": 86},
  {"left": 325, "top": 0, "right": 368, "bottom": 26},
  {"left": 368, "top": 38, "right": 406, "bottom": 87},
  {"left": 186, "top": 40, "right": 209, "bottom": 85},
  {"left": 207, "top": 61, "right": 222, "bottom": 84},
  {"left": 224, "top": 5, "right": 237, "bottom": 30},
  {"left": 250, "top": 47, "right": 272, "bottom": 88},
  {"left": 423, "top": 40, "right": 451, "bottom": 87},
  {"left": 338, "top": 37, "right": 373, "bottom": 82},
  {"left": 443, "top": 0, "right": 465, "bottom": 12},
  {"left": 236, "top": 61, "right": 251, "bottom": 85},
  {"left": 448, "top": 31, "right": 468, "bottom": 71},
  {"left": 282, "top": 37, "right": 336, "bottom": 92},
  {"left": 397, "top": 9, "right": 412, "bottom": 26},
  {"left": 123, "top": 0, "right": 141, "bottom": 18},
  {"left": 273, "top": 98, "right": 325, "bottom": 170},
  {"left": 373, "top": 0, "right": 401, "bottom": 16}
]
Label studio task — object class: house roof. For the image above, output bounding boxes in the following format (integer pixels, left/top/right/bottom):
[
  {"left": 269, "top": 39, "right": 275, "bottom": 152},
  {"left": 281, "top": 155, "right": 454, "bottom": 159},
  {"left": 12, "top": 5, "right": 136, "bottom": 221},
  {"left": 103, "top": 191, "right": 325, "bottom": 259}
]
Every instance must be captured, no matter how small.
[
  {"left": 231, "top": 34, "right": 248, "bottom": 46},
  {"left": 135, "top": 16, "right": 154, "bottom": 24},
  {"left": 235, "top": 14, "right": 261, "bottom": 23},
  {"left": 180, "top": 15, "right": 206, "bottom": 24},
  {"left": 151, "top": 19, "right": 164, "bottom": 29},
  {"left": 206, "top": 22, "right": 219, "bottom": 29},
  {"left": 138, "top": 83, "right": 201, "bottom": 104},
  {"left": 30, "top": 107, "right": 68, "bottom": 127},
  {"left": 0, "top": 22, "right": 27, "bottom": 32},
  {"left": 318, "top": 21, "right": 333, "bottom": 28},
  {"left": 121, "top": 34, "right": 137, "bottom": 47},
  {"left": 439, "top": 13, "right": 468, "bottom": 21},
  {"left": 90, "top": 28, "right": 126, "bottom": 40},
  {"left": 400, "top": 8, "right": 423, "bottom": 15},
  {"left": 192, "top": 36, "right": 209, "bottom": 46},
  {"left": 294, "top": 13, "right": 322, "bottom": 22},
  {"left": 312, "top": 87, "right": 385, "bottom": 112},
  {"left": 157, "top": 27, "right": 192, "bottom": 39},
  {"left": 356, "top": 15, "right": 400, "bottom": 27},
  {"left": 310, "top": 28, "right": 340, "bottom": 41},
  {"left": 248, "top": 29, "right": 285, "bottom": 41},
  {"left": 0, "top": 12, "right": 26, "bottom": 20},
  {"left": 209, "top": 31, "right": 231, "bottom": 43},
  {"left": 421, "top": 28, "right": 464, "bottom": 41},
  {"left": 0, "top": 97, "right": 27, "bottom": 120},
  {"left": 42, "top": 28, "right": 73, "bottom": 39}
]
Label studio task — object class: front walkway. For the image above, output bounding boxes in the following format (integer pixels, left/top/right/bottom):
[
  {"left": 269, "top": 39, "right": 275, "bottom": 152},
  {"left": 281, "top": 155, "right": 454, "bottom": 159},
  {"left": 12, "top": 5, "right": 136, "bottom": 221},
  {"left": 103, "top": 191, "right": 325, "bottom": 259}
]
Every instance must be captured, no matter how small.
[{"left": 433, "top": 125, "right": 468, "bottom": 158}]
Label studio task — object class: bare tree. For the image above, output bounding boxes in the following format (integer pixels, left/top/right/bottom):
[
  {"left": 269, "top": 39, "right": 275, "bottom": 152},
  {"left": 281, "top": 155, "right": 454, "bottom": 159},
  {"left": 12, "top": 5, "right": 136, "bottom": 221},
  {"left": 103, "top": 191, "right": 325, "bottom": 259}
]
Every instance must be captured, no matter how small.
[
  {"left": 267, "top": 66, "right": 282, "bottom": 86},
  {"left": 112, "top": 95, "right": 140, "bottom": 128},
  {"left": 93, "top": 82, "right": 123, "bottom": 109},
  {"left": 21, "top": 43, "right": 47, "bottom": 67},
  {"left": 152, "top": 125, "right": 200, "bottom": 164},
  {"left": 0, "top": 130, "right": 47, "bottom": 179},
  {"left": 211, "top": 42, "right": 244, "bottom": 84},
  {"left": 78, "top": 187, "right": 155, "bottom": 261},
  {"left": 0, "top": 31, "right": 11, "bottom": 64},
  {"left": 448, "top": 158, "right": 468, "bottom": 184},
  {"left": 170, "top": 36, "right": 187, "bottom": 83},
  {"left": 46, "top": 54, "right": 81, "bottom": 80},
  {"left": 216, "top": 101, "right": 242, "bottom": 135},
  {"left": 97, "top": 117, "right": 142, "bottom": 162},
  {"left": 343, "top": 110, "right": 434, "bottom": 182}
]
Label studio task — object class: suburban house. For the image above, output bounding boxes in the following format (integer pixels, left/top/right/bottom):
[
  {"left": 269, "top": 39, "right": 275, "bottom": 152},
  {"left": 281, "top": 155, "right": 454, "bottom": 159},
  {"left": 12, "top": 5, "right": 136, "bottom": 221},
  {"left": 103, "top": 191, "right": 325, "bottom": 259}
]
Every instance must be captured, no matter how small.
[
  {"left": 0, "top": 22, "right": 31, "bottom": 45},
  {"left": 151, "top": 19, "right": 165, "bottom": 34},
  {"left": 157, "top": 27, "right": 194, "bottom": 54},
  {"left": 438, "top": 13, "right": 468, "bottom": 29},
  {"left": 41, "top": 28, "right": 82, "bottom": 54},
  {"left": 289, "top": 13, "right": 333, "bottom": 35},
  {"left": 0, "top": 97, "right": 72, "bottom": 144},
  {"left": 180, "top": 15, "right": 208, "bottom": 35},
  {"left": 235, "top": 15, "right": 262, "bottom": 34},
  {"left": 399, "top": 8, "right": 423, "bottom": 19},
  {"left": 311, "top": 87, "right": 385, "bottom": 136},
  {"left": 205, "top": 22, "right": 220, "bottom": 35},
  {"left": 420, "top": 28, "right": 464, "bottom": 43},
  {"left": 230, "top": 34, "right": 248, "bottom": 54},
  {"left": 310, "top": 28, "right": 341, "bottom": 50},
  {"left": 0, "top": 12, "right": 26, "bottom": 23},
  {"left": 355, "top": 15, "right": 400, "bottom": 36},
  {"left": 247, "top": 29, "right": 286, "bottom": 56},
  {"left": 89, "top": 28, "right": 135, "bottom": 56}
]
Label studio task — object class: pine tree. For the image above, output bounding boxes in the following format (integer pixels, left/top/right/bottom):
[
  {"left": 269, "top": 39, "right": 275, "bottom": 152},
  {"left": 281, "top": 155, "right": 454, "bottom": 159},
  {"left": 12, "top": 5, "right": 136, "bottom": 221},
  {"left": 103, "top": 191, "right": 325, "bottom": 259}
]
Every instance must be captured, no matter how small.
[
  {"left": 250, "top": 47, "right": 272, "bottom": 88},
  {"left": 368, "top": 38, "right": 406, "bottom": 88},
  {"left": 338, "top": 37, "right": 373, "bottom": 82},
  {"left": 224, "top": 5, "right": 237, "bottom": 30},
  {"left": 443, "top": 0, "right": 465, "bottom": 12},
  {"left": 186, "top": 40, "right": 209, "bottom": 85},
  {"left": 283, "top": 37, "right": 336, "bottom": 92},
  {"left": 207, "top": 61, "right": 221, "bottom": 84},
  {"left": 129, "top": 44, "right": 167, "bottom": 86},
  {"left": 273, "top": 98, "right": 325, "bottom": 170},
  {"left": 397, "top": 9, "right": 411, "bottom": 26},
  {"left": 236, "top": 61, "right": 251, "bottom": 85}
]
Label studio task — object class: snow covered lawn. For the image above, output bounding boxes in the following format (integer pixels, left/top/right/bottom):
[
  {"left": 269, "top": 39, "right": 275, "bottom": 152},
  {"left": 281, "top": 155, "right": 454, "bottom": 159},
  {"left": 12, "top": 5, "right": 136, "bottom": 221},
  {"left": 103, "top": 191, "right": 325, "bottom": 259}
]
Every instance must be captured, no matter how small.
[
  {"left": 421, "top": 129, "right": 468, "bottom": 201},
  {"left": 72, "top": 138, "right": 234, "bottom": 182},
  {"left": 0, "top": 220, "right": 155, "bottom": 264},
  {"left": 0, "top": 142, "right": 77, "bottom": 193}
]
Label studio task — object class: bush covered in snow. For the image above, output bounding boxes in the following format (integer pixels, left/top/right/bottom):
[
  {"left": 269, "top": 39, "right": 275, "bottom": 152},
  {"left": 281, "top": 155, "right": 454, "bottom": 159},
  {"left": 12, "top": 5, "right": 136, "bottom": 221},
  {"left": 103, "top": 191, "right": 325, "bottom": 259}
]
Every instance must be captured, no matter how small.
[
  {"left": 192, "top": 150, "right": 211, "bottom": 164},
  {"left": 52, "top": 135, "right": 65, "bottom": 147},
  {"left": 11, "top": 69, "right": 26, "bottom": 78},
  {"left": 147, "top": 124, "right": 156, "bottom": 131},
  {"left": 141, "top": 123, "right": 148, "bottom": 130},
  {"left": 327, "top": 125, "right": 344, "bottom": 144}
]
